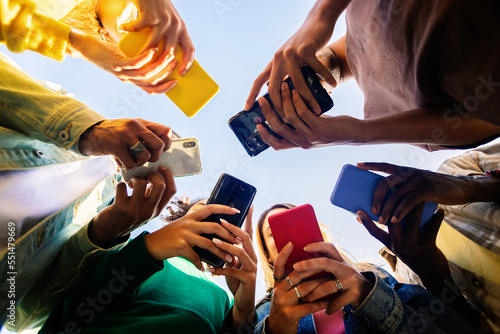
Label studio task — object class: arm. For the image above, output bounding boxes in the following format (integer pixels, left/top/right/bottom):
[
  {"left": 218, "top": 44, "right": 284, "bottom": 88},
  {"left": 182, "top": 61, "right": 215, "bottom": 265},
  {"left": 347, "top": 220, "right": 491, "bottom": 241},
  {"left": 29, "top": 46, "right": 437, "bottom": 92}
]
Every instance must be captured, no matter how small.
[
  {"left": 0, "top": 0, "right": 72, "bottom": 61},
  {"left": 315, "top": 35, "right": 352, "bottom": 84},
  {"left": 257, "top": 91, "right": 500, "bottom": 150},
  {"left": 245, "top": 0, "right": 351, "bottom": 114}
]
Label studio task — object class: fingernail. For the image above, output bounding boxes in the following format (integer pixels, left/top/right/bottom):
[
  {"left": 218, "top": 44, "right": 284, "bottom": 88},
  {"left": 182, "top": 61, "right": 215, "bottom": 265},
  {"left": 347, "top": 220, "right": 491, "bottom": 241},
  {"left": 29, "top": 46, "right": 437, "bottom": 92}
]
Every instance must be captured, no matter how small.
[
  {"left": 391, "top": 216, "right": 398, "bottom": 223},
  {"left": 231, "top": 208, "right": 241, "bottom": 214},
  {"left": 212, "top": 238, "right": 222, "bottom": 245},
  {"left": 159, "top": 165, "right": 167, "bottom": 172},
  {"left": 356, "top": 215, "right": 362, "bottom": 224},
  {"left": 235, "top": 237, "right": 242, "bottom": 245},
  {"left": 379, "top": 216, "right": 385, "bottom": 224},
  {"left": 199, "top": 266, "right": 206, "bottom": 272},
  {"left": 207, "top": 267, "right": 215, "bottom": 273},
  {"left": 225, "top": 254, "right": 233, "bottom": 263},
  {"left": 372, "top": 206, "right": 377, "bottom": 215},
  {"left": 180, "top": 69, "right": 187, "bottom": 76}
]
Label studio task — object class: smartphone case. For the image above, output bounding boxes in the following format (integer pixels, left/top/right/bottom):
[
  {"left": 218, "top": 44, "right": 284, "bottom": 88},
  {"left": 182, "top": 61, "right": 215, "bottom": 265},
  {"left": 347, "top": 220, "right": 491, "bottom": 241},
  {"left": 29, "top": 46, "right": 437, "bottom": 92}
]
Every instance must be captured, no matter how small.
[
  {"left": 330, "top": 164, "right": 438, "bottom": 228},
  {"left": 121, "top": 138, "right": 202, "bottom": 182},
  {"left": 119, "top": 29, "right": 219, "bottom": 117},
  {"left": 268, "top": 204, "right": 331, "bottom": 278},
  {"left": 194, "top": 173, "right": 257, "bottom": 267}
]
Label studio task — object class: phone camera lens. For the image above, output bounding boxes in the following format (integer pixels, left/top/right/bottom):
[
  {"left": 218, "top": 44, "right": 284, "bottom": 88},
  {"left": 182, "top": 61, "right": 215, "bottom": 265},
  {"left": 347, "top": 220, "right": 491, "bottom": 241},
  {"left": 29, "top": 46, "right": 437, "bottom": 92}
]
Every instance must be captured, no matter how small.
[{"left": 183, "top": 141, "right": 196, "bottom": 148}]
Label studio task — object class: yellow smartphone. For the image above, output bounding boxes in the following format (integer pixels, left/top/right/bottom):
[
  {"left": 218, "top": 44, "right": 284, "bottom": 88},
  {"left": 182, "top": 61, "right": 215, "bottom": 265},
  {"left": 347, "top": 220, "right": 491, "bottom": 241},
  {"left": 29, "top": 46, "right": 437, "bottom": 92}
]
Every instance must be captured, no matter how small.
[{"left": 118, "top": 29, "right": 219, "bottom": 117}]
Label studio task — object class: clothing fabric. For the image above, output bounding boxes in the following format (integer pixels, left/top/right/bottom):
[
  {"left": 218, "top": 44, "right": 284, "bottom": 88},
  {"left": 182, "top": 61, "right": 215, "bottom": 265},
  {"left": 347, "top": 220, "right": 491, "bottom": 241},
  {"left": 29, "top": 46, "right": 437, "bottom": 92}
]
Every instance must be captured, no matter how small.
[
  {"left": 255, "top": 269, "right": 479, "bottom": 334},
  {"left": 40, "top": 232, "right": 252, "bottom": 334},
  {"left": 0, "top": 52, "right": 121, "bottom": 330},
  {"left": 435, "top": 142, "right": 500, "bottom": 331},
  {"left": 0, "top": 0, "right": 77, "bottom": 61},
  {"left": 345, "top": 0, "right": 500, "bottom": 151}
]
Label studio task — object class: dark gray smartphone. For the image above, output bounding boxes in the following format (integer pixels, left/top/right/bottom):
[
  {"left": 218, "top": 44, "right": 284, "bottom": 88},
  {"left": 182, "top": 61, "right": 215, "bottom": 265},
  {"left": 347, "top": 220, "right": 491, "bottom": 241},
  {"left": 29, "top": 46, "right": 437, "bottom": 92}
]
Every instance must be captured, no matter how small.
[{"left": 194, "top": 173, "right": 257, "bottom": 267}]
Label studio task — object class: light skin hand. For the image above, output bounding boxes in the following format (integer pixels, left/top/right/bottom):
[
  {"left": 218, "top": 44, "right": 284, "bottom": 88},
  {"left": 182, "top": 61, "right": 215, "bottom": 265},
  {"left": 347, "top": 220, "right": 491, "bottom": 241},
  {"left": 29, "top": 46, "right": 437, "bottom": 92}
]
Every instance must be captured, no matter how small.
[
  {"left": 78, "top": 118, "right": 172, "bottom": 169},
  {"left": 120, "top": 0, "right": 195, "bottom": 76},
  {"left": 244, "top": 0, "right": 350, "bottom": 116},
  {"left": 89, "top": 167, "right": 176, "bottom": 248},
  {"left": 293, "top": 242, "right": 373, "bottom": 314},
  {"left": 208, "top": 218, "right": 257, "bottom": 329},
  {"left": 267, "top": 242, "right": 330, "bottom": 334},
  {"left": 144, "top": 205, "right": 240, "bottom": 270},
  {"left": 356, "top": 162, "right": 492, "bottom": 224}
]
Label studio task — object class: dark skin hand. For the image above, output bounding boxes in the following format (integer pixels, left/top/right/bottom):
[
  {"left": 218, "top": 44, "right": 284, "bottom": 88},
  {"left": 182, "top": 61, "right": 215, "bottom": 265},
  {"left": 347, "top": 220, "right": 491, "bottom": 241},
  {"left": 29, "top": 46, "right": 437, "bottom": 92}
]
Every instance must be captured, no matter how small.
[{"left": 358, "top": 204, "right": 478, "bottom": 325}]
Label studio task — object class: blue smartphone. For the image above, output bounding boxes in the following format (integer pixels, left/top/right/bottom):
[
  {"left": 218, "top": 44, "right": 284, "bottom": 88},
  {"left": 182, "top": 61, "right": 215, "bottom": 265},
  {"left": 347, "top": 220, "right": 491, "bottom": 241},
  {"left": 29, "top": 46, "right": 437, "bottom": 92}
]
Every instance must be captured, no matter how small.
[
  {"left": 194, "top": 173, "right": 257, "bottom": 267},
  {"left": 330, "top": 164, "right": 437, "bottom": 228}
]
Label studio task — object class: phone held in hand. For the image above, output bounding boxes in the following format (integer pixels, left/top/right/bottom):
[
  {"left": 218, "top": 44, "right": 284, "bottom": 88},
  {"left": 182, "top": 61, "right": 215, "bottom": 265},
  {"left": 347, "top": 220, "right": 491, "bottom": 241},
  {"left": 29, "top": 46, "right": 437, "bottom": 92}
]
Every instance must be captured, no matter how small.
[
  {"left": 228, "top": 65, "right": 334, "bottom": 157},
  {"left": 268, "top": 204, "right": 331, "bottom": 279},
  {"left": 194, "top": 173, "right": 257, "bottom": 268},
  {"left": 330, "top": 164, "right": 438, "bottom": 229},
  {"left": 120, "top": 138, "right": 202, "bottom": 182}
]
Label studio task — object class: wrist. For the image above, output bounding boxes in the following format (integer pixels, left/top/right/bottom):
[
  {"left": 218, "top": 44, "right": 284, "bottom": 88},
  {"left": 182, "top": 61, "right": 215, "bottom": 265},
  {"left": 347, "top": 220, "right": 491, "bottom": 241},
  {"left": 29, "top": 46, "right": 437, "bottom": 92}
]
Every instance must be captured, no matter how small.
[
  {"left": 469, "top": 175, "right": 500, "bottom": 203},
  {"left": 351, "top": 275, "right": 374, "bottom": 308},
  {"left": 88, "top": 215, "right": 129, "bottom": 248}
]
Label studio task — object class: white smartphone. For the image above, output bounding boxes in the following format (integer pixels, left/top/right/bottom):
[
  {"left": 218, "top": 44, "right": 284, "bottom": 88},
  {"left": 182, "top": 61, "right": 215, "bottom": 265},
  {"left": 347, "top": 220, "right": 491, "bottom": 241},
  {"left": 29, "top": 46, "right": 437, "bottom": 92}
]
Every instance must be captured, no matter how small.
[{"left": 121, "top": 137, "right": 202, "bottom": 182}]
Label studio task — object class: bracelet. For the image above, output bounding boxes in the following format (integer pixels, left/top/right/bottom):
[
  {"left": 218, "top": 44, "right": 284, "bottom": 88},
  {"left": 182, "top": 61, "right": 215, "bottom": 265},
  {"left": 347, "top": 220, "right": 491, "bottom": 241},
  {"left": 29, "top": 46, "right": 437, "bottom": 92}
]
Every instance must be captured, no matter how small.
[{"left": 484, "top": 169, "right": 500, "bottom": 177}]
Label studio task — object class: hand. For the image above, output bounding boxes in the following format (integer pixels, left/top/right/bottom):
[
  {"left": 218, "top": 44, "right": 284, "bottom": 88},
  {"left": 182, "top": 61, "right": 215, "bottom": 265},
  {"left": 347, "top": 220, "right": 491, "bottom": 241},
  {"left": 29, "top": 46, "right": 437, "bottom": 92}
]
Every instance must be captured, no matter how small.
[
  {"left": 209, "top": 219, "right": 257, "bottom": 329},
  {"left": 144, "top": 205, "right": 240, "bottom": 269},
  {"left": 79, "top": 118, "right": 172, "bottom": 169},
  {"left": 293, "top": 242, "right": 373, "bottom": 314},
  {"left": 256, "top": 84, "right": 360, "bottom": 150},
  {"left": 68, "top": 30, "right": 179, "bottom": 94},
  {"left": 357, "top": 162, "right": 476, "bottom": 224},
  {"left": 244, "top": 0, "right": 350, "bottom": 115},
  {"left": 358, "top": 205, "right": 449, "bottom": 289},
  {"left": 90, "top": 166, "right": 176, "bottom": 247},
  {"left": 266, "top": 242, "right": 330, "bottom": 334},
  {"left": 120, "top": 0, "right": 195, "bottom": 77}
]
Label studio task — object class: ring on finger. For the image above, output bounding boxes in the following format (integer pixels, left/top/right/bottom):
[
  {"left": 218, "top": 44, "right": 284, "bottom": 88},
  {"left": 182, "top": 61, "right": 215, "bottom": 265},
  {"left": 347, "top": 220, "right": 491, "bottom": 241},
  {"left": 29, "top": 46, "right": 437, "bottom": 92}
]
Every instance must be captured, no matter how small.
[
  {"left": 293, "top": 285, "right": 301, "bottom": 299},
  {"left": 334, "top": 279, "right": 343, "bottom": 293},
  {"left": 129, "top": 141, "right": 146, "bottom": 157},
  {"left": 273, "top": 273, "right": 287, "bottom": 282},
  {"left": 286, "top": 276, "right": 295, "bottom": 288}
]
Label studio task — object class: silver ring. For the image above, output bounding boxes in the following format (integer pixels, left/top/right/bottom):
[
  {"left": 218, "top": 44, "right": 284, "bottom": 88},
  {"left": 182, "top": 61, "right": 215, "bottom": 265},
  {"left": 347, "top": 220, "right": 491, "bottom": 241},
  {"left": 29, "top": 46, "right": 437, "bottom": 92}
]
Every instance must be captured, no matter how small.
[
  {"left": 334, "top": 279, "right": 343, "bottom": 293},
  {"left": 129, "top": 141, "right": 146, "bottom": 157},
  {"left": 293, "top": 286, "right": 301, "bottom": 299},
  {"left": 285, "top": 276, "right": 295, "bottom": 288}
]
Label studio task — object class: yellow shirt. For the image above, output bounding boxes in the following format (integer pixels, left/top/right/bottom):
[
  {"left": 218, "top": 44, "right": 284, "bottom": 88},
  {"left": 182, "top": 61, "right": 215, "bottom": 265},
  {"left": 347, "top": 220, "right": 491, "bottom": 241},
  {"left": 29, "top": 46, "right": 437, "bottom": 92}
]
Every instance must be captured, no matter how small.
[{"left": 0, "top": 0, "right": 77, "bottom": 61}]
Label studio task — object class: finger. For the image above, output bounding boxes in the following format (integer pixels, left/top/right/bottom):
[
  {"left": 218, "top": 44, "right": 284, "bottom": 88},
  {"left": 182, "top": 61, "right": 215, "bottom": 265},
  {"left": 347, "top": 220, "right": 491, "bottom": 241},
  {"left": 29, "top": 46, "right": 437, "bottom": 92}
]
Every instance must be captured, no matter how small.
[
  {"left": 391, "top": 187, "right": 429, "bottom": 224},
  {"left": 178, "top": 247, "right": 204, "bottom": 271},
  {"left": 245, "top": 63, "right": 272, "bottom": 110},
  {"left": 286, "top": 62, "right": 321, "bottom": 115},
  {"left": 325, "top": 293, "right": 357, "bottom": 315},
  {"left": 156, "top": 167, "right": 177, "bottom": 212},
  {"left": 116, "top": 48, "right": 158, "bottom": 71},
  {"left": 136, "top": 80, "right": 178, "bottom": 95},
  {"left": 273, "top": 242, "right": 293, "bottom": 280},
  {"left": 192, "top": 235, "right": 233, "bottom": 265},
  {"left": 144, "top": 172, "right": 166, "bottom": 207},
  {"left": 372, "top": 174, "right": 407, "bottom": 218},
  {"left": 178, "top": 33, "right": 195, "bottom": 75},
  {"left": 132, "top": 147, "right": 152, "bottom": 167},
  {"left": 356, "top": 162, "right": 408, "bottom": 175},
  {"left": 292, "top": 257, "right": 340, "bottom": 278},
  {"left": 281, "top": 83, "right": 312, "bottom": 137},
  {"left": 117, "top": 146, "right": 137, "bottom": 170},
  {"left": 420, "top": 209, "right": 444, "bottom": 246},
  {"left": 212, "top": 237, "right": 256, "bottom": 271},
  {"left": 357, "top": 210, "right": 391, "bottom": 248},
  {"left": 288, "top": 89, "right": 320, "bottom": 140},
  {"left": 400, "top": 203, "right": 424, "bottom": 244},
  {"left": 144, "top": 124, "right": 172, "bottom": 151},
  {"left": 119, "top": 18, "right": 149, "bottom": 33},
  {"left": 139, "top": 131, "right": 165, "bottom": 163},
  {"left": 129, "top": 177, "right": 148, "bottom": 204},
  {"left": 190, "top": 204, "right": 240, "bottom": 221},
  {"left": 243, "top": 206, "right": 254, "bottom": 241},
  {"left": 114, "top": 182, "right": 129, "bottom": 205},
  {"left": 256, "top": 124, "right": 296, "bottom": 151},
  {"left": 308, "top": 57, "right": 337, "bottom": 89},
  {"left": 220, "top": 219, "right": 258, "bottom": 263},
  {"left": 259, "top": 97, "right": 311, "bottom": 149},
  {"left": 379, "top": 177, "right": 422, "bottom": 225},
  {"left": 267, "top": 63, "right": 288, "bottom": 117},
  {"left": 118, "top": 55, "right": 176, "bottom": 85},
  {"left": 191, "top": 221, "right": 239, "bottom": 245},
  {"left": 302, "top": 242, "right": 343, "bottom": 262}
]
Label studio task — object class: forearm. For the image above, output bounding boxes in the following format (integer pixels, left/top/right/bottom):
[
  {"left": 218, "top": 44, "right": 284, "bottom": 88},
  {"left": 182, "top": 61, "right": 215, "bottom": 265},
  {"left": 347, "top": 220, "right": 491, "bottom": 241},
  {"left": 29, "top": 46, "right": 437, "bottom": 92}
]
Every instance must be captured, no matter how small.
[
  {"left": 307, "top": 0, "right": 351, "bottom": 23},
  {"left": 357, "top": 107, "right": 500, "bottom": 147}
]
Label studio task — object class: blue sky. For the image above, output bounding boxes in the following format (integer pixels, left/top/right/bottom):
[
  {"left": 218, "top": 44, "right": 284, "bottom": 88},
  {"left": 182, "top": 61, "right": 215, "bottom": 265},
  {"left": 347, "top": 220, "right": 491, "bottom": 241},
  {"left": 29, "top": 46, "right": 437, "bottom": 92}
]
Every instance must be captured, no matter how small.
[{"left": 0, "top": 0, "right": 474, "bottom": 331}]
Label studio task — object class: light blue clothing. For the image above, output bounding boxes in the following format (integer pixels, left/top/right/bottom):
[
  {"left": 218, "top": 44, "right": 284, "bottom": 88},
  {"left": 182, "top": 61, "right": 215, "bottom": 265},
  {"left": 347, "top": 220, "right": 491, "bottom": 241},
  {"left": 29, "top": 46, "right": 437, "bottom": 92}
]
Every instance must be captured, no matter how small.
[
  {"left": 255, "top": 270, "right": 479, "bottom": 334},
  {"left": 0, "top": 53, "right": 123, "bottom": 330}
]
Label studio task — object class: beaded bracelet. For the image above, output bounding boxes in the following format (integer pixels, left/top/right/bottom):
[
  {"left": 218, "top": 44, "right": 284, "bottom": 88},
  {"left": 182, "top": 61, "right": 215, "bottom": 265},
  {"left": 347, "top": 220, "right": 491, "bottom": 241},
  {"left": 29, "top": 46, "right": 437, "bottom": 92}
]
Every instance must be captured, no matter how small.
[{"left": 484, "top": 168, "right": 500, "bottom": 177}]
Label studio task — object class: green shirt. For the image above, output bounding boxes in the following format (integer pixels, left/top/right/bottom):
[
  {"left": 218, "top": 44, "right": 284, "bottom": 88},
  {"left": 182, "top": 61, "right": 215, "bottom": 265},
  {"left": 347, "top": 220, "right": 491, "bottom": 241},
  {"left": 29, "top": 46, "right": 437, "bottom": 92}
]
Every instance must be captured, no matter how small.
[{"left": 41, "top": 233, "right": 238, "bottom": 334}]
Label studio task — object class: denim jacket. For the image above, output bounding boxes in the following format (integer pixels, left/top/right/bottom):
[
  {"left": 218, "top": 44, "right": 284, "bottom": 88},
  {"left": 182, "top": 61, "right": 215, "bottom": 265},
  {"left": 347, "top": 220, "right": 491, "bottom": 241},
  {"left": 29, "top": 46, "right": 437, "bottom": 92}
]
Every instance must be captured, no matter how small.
[
  {"left": 0, "top": 53, "right": 124, "bottom": 330},
  {"left": 255, "top": 270, "right": 479, "bottom": 334}
]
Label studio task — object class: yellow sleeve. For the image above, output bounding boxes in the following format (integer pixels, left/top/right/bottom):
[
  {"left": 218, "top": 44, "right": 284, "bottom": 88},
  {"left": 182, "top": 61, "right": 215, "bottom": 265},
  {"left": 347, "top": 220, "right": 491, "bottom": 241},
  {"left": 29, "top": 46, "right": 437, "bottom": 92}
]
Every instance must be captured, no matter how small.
[{"left": 0, "top": 0, "right": 71, "bottom": 61}]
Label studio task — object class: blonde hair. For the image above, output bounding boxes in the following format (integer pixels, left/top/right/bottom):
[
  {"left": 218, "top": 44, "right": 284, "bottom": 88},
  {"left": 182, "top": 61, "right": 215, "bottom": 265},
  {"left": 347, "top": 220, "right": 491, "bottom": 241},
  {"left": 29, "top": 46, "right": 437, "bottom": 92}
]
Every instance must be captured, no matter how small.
[{"left": 256, "top": 204, "right": 385, "bottom": 292}]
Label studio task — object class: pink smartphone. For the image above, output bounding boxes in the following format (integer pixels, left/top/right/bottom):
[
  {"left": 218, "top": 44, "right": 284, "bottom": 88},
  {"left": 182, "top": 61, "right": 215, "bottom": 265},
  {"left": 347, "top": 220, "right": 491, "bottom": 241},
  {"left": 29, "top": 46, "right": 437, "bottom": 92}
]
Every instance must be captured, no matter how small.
[{"left": 268, "top": 204, "right": 330, "bottom": 277}]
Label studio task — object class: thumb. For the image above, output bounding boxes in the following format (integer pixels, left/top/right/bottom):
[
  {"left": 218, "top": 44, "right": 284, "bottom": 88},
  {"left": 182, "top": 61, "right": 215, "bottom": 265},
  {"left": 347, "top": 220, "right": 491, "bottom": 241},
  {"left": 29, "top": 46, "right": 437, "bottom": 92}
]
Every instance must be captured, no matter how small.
[{"left": 119, "top": 18, "right": 148, "bottom": 33}]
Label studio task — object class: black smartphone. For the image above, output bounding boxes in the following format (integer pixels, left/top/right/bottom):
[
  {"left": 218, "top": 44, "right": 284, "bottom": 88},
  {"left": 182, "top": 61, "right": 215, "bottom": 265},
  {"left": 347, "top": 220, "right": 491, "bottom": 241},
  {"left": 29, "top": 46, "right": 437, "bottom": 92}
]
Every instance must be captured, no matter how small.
[
  {"left": 228, "top": 65, "right": 334, "bottom": 157},
  {"left": 194, "top": 173, "right": 257, "bottom": 267}
]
